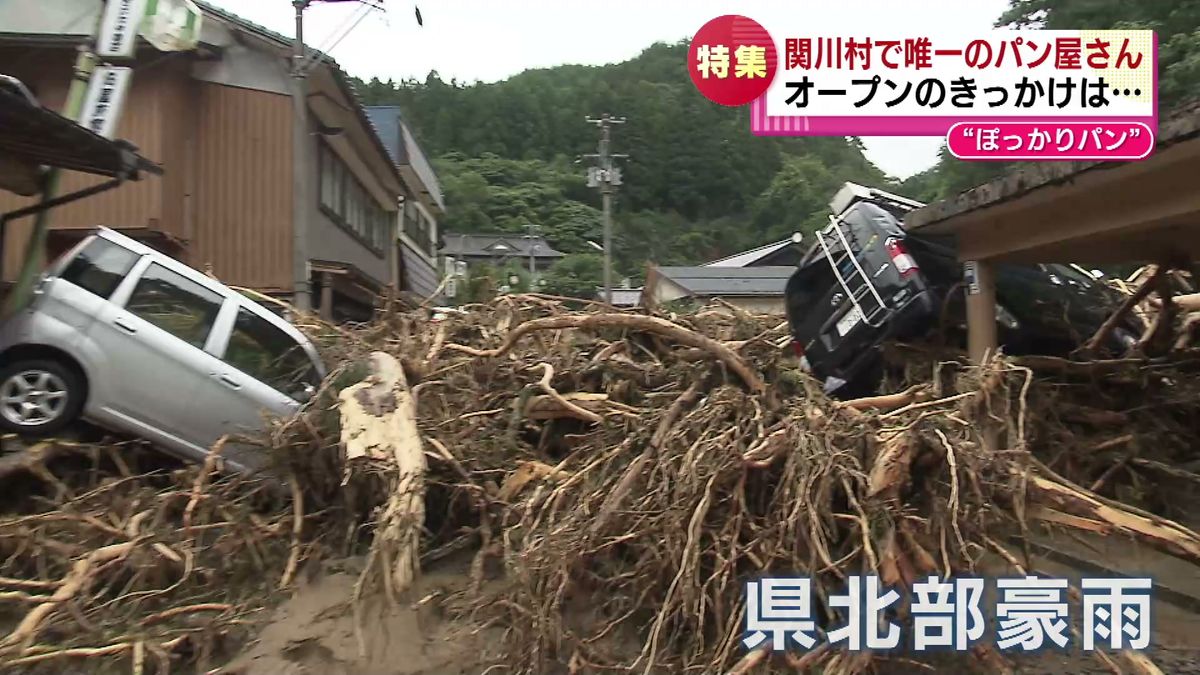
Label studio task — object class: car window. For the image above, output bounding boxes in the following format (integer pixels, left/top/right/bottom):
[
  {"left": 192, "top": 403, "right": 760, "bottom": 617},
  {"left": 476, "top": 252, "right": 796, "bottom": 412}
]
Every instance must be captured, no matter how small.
[
  {"left": 223, "top": 307, "right": 319, "bottom": 396},
  {"left": 124, "top": 263, "right": 224, "bottom": 348},
  {"left": 58, "top": 237, "right": 139, "bottom": 299}
]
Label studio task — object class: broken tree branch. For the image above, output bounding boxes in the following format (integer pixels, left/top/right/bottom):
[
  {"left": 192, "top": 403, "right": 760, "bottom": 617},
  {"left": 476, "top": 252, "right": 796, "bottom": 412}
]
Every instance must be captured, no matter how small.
[
  {"left": 445, "top": 314, "right": 766, "bottom": 393},
  {"left": 1026, "top": 473, "right": 1200, "bottom": 566},
  {"left": 532, "top": 363, "right": 603, "bottom": 425},
  {"left": 1079, "top": 264, "right": 1165, "bottom": 356}
]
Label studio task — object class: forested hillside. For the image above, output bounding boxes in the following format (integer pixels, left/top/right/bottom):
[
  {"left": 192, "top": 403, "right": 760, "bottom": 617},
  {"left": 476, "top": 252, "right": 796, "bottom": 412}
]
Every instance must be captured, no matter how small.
[
  {"left": 356, "top": 0, "right": 1200, "bottom": 289},
  {"left": 355, "top": 42, "right": 887, "bottom": 281}
]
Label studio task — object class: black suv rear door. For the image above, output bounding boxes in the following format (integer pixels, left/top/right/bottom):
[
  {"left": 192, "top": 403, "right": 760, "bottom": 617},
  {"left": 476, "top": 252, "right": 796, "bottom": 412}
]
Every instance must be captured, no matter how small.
[{"left": 787, "top": 204, "right": 931, "bottom": 382}]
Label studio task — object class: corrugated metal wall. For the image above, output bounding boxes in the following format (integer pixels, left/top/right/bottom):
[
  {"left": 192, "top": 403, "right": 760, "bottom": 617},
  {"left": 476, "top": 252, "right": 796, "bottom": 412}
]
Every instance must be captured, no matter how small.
[
  {"left": 157, "top": 63, "right": 197, "bottom": 247},
  {"left": 189, "top": 83, "right": 293, "bottom": 291},
  {"left": 400, "top": 238, "right": 439, "bottom": 298}
]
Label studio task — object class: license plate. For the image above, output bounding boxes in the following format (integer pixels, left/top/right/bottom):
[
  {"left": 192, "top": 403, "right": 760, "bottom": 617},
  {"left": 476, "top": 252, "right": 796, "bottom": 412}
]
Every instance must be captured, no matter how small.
[{"left": 836, "top": 306, "right": 864, "bottom": 336}]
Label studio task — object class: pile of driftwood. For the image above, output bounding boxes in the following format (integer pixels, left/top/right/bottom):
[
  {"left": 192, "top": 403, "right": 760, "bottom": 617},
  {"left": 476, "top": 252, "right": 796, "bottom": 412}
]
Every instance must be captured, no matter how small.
[
  {"left": 1, "top": 281, "right": 1199, "bottom": 674},
  {"left": 1087, "top": 264, "right": 1200, "bottom": 357},
  {"left": 0, "top": 439, "right": 303, "bottom": 673}
]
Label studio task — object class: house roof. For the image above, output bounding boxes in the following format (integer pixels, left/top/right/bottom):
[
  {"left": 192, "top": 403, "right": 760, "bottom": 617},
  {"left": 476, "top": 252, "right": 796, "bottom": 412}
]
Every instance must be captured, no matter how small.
[
  {"left": 703, "top": 239, "right": 793, "bottom": 267},
  {"left": 441, "top": 233, "right": 566, "bottom": 258},
  {"left": 364, "top": 108, "right": 402, "bottom": 165},
  {"left": 654, "top": 266, "right": 793, "bottom": 297},
  {"left": 364, "top": 106, "right": 446, "bottom": 213}
]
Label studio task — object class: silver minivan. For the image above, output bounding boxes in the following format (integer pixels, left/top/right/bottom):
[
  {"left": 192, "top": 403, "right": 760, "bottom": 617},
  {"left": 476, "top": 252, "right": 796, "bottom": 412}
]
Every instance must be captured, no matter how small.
[{"left": 0, "top": 227, "right": 326, "bottom": 472}]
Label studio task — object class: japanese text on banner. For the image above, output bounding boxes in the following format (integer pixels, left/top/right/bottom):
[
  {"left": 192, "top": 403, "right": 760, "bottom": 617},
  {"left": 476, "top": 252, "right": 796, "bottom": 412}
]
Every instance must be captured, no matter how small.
[{"left": 744, "top": 575, "right": 1153, "bottom": 653}]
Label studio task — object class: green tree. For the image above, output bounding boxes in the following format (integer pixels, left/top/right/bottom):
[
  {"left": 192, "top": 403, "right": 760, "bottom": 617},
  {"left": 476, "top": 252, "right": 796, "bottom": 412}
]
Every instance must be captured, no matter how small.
[
  {"left": 1000, "top": 0, "right": 1200, "bottom": 107},
  {"left": 752, "top": 156, "right": 842, "bottom": 241},
  {"left": 463, "top": 263, "right": 498, "bottom": 304},
  {"left": 541, "top": 254, "right": 604, "bottom": 299},
  {"left": 359, "top": 41, "right": 898, "bottom": 273}
]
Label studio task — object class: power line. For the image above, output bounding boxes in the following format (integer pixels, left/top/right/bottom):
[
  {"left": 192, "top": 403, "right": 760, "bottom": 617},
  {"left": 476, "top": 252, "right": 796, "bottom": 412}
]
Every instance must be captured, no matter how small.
[
  {"left": 313, "top": 2, "right": 374, "bottom": 53},
  {"left": 582, "top": 114, "right": 627, "bottom": 305},
  {"left": 299, "top": 1, "right": 377, "bottom": 74}
]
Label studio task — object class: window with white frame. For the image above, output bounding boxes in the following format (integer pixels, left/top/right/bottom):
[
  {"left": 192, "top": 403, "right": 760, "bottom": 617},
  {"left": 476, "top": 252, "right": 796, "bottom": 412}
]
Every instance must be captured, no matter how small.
[{"left": 319, "top": 142, "right": 392, "bottom": 254}]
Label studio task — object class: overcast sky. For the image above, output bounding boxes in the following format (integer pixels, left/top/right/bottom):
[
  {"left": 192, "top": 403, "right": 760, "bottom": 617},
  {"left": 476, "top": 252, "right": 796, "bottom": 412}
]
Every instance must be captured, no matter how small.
[{"left": 207, "top": 0, "right": 1011, "bottom": 179}]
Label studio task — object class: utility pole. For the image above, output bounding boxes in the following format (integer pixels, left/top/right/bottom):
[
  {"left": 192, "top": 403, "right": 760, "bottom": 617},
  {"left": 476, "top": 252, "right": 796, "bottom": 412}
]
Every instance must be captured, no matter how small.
[
  {"left": 583, "top": 114, "right": 627, "bottom": 305},
  {"left": 287, "top": 0, "right": 421, "bottom": 312},
  {"left": 290, "top": 0, "right": 312, "bottom": 312},
  {"left": 525, "top": 221, "right": 539, "bottom": 282}
]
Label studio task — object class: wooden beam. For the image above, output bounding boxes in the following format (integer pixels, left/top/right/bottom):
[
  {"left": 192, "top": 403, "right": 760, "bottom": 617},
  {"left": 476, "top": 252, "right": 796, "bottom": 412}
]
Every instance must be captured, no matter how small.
[
  {"left": 953, "top": 144, "right": 1200, "bottom": 263},
  {"left": 909, "top": 130, "right": 1200, "bottom": 237},
  {"left": 964, "top": 258, "right": 997, "bottom": 364}
]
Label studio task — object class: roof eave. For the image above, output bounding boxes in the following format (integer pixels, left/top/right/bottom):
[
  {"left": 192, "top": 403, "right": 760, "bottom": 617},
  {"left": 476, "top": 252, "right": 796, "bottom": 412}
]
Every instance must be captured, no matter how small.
[{"left": 908, "top": 99, "right": 1200, "bottom": 232}]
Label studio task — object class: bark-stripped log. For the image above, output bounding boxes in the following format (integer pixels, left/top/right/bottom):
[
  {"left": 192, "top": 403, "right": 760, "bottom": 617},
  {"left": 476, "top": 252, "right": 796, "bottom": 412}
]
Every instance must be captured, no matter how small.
[
  {"left": 1027, "top": 474, "right": 1200, "bottom": 566},
  {"left": 339, "top": 352, "right": 427, "bottom": 596}
]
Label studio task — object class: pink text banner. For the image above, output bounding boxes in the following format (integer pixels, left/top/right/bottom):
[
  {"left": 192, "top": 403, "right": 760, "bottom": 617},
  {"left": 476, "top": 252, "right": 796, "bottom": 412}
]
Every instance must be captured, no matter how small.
[{"left": 749, "top": 30, "right": 1157, "bottom": 138}]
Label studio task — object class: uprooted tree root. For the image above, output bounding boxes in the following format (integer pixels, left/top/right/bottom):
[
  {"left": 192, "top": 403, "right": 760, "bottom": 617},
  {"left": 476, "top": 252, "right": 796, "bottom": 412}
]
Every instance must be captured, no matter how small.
[
  {"left": 0, "top": 388, "right": 354, "bottom": 673},
  {"left": 0, "top": 442, "right": 313, "bottom": 673},
  {"left": 380, "top": 298, "right": 1200, "bottom": 674},
  {"left": 448, "top": 363, "right": 1200, "bottom": 673},
  {"left": 3, "top": 294, "right": 1200, "bottom": 674}
]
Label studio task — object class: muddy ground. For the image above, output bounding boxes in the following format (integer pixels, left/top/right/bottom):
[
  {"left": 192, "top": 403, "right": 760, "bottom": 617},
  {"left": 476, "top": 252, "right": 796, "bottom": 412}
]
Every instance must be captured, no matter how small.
[
  {"left": 223, "top": 552, "right": 499, "bottom": 675},
  {"left": 217, "top": 548, "right": 1200, "bottom": 675}
]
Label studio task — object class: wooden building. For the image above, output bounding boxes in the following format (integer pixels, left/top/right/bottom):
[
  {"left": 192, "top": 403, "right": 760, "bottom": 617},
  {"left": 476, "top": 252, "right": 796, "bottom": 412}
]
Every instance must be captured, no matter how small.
[
  {"left": 642, "top": 265, "right": 794, "bottom": 314},
  {"left": 0, "top": 0, "right": 441, "bottom": 321}
]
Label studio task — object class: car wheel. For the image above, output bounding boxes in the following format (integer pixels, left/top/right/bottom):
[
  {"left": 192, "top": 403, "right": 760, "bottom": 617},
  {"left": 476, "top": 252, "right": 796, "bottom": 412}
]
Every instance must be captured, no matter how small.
[{"left": 0, "top": 359, "right": 85, "bottom": 436}]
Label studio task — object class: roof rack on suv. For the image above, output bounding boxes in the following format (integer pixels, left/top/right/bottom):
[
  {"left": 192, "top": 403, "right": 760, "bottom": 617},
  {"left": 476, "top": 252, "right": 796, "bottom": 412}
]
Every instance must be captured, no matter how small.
[
  {"left": 829, "top": 182, "right": 927, "bottom": 221},
  {"left": 810, "top": 183, "right": 928, "bottom": 336},
  {"left": 816, "top": 214, "right": 892, "bottom": 331}
]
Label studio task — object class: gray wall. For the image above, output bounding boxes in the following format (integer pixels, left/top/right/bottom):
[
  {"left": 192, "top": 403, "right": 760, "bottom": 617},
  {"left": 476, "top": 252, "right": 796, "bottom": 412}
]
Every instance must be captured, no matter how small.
[
  {"left": 306, "top": 134, "right": 392, "bottom": 286},
  {"left": 191, "top": 41, "right": 290, "bottom": 95}
]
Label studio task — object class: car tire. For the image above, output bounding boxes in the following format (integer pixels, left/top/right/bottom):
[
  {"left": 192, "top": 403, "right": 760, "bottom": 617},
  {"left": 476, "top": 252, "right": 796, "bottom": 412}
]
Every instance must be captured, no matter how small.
[{"left": 0, "top": 359, "right": 86, "bottom": 436}]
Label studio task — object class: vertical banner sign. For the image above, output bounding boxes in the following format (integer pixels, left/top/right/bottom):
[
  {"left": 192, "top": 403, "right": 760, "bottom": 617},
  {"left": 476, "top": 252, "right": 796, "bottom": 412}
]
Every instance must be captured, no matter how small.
[
  {"left": 80, "top": 66, "right": 133, "bottom": 139},
  {"left": 96, "top": 0, "right": 151, "bottom": 59}
]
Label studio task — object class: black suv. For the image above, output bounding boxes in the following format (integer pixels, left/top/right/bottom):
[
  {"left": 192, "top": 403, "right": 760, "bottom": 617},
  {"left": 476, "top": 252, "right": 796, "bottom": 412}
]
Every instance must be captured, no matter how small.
[{"left": 784, "top": 185, "right": 1139, "bottom": 397}]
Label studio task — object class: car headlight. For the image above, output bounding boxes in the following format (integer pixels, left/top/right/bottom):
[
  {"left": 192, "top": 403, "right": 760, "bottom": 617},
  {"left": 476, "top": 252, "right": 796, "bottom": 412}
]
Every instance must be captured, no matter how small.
[{"left": 996, "top": 303, "right": 1020, "bottom": 330}]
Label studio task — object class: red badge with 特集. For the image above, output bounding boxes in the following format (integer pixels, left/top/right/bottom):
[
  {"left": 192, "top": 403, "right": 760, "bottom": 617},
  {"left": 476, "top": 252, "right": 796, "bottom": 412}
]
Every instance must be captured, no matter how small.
[{"left": 689, "top": 15, "right": 778, "bottom": 107}]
